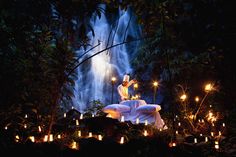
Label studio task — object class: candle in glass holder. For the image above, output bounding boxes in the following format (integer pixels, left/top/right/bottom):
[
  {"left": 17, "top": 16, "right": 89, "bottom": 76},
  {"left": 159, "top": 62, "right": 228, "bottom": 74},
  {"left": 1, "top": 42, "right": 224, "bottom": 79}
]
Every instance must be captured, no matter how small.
[
  {"left": 120, "top": 136, "right": 124, "bottom": 144},
  {"left": 98, "top": 134, "right": 102, "bottom": 141},
  {"left": 121, "top": 116, "right": 124, "bottom": 122}
]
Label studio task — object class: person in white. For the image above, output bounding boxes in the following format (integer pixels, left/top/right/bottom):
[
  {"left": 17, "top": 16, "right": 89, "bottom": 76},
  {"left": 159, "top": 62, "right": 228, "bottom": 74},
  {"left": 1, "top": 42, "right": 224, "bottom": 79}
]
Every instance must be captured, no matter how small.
[{"left": 117, "top": 74, "right": 137, "bottom": 101}]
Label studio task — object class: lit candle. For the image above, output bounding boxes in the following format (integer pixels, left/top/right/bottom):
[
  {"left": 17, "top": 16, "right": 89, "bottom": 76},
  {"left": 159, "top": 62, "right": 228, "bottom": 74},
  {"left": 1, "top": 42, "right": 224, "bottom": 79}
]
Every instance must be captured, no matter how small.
[
  {"left": 212, "top": 123, "right": 215, "bottom": 127},
  {"left": 24, "top": 124, "right": 27, "bottom": 129},
  {"left": 218, "top": 131, "right": 222, "bottom": 136},
  {"left": 78, "top": 130, "right": 81, "bottom": 137},
  {"left": 136, "top": 118, "right": 139, "bottom": 124},
  {"left": 80, "top": 114, "right": 83, "bottom": 120},
  {"left": 195, "top": 96, "right": 199, "bottom": 103},
  {"left": 71, "top": 141, "right": 77, "bottom": 149},
  {"left": 4, "top": 126, "right": 7, "bottom": 130},
  {"left": 178, "top": 122, "right": 181, "bottom": 126},
  {"left": 194, "top": 138, "right": 197, "bottom": 143},
  {"left": 175, "top": 130, "right": 178, "bottom": 134},
  {"left": 107, "top": 114, "right": 112, "bottom": 118},
  {"left": 180, "top": 94, "right": 187, "bottom": 101},
  {"left": 15, "top": 135, "right": 20, "bottom": 142},
  {"left": 134, "top": 83, "right": 138, "bottom": 89},
  {"left": 120, "top": 136, "right": 124, "bottom": 144},
  {"left": 211, "top": 132, "right": 214, "bottom": 137},
  {"left": 25, "top": 114, "right": 28, "bottom": 118},
  {"left": 201, "top": 119, "right": 205, "bottom": 123},
  {"left": 111, "top": 77, "right": 116, "bottom": 82},
  {"left": 44, "top": 135, "right": 48, "bottom": 142},
  {"left": 98, "top": 135, "right": 102, "bottom": 141},
  {"left": 89, "top": 132, "right": 92, "bottom": 137},
  {"left": 121, "top": 116, "right": 124, "bottom": 122},
  {"left": 92, "top": 114, "right": 95, "bottom": 117},
  {"left": 143, "top": 130, "right": 148, "bottom": 136},
  {"left": 200, "top": 134, "right": 203, "bottom": 137},
  {"left": 205, "top": 137, "right": 208, "bottom": 142},
  {"left": 38, "top": 126, "right": 42, "bottom": 132},
  {"left": 215, "top": 141, "right": 219, "bottom": 150},
  {"left": 64, "top": 113, "right": 66, "bottom": 118},
  {"left": 145, "top": 120, "right": 148, "bottom": 126},
  {"left": 49, "top": 134, "right": 53, "bottom": 142},
  {"left": 29, "top": 136, "right": 35, "bottom": 142},
  {"left": 159, "top": 128, "right": 162, "bottom": 131},
  {"left": 57, "top": 134, "right": 61, "bottom": 139},
  {"left": 222, "top": 123, "right": 225, "bottom": 127},
  {"left": 76, "top": 119, "right": 79, "bottom": 126}
]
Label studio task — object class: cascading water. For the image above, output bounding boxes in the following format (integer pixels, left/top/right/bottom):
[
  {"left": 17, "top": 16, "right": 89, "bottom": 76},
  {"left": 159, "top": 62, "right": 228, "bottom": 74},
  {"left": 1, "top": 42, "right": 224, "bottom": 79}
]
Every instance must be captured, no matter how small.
[{"left": 73, "top": 5, "right": 141, "bottom": 112}]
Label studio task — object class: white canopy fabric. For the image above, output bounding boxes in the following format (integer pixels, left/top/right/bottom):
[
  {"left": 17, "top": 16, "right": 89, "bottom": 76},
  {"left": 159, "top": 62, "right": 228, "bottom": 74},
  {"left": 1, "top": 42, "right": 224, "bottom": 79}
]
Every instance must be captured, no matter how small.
[{"left": 103, "top": 99, "right": 165, "bottom": 129}]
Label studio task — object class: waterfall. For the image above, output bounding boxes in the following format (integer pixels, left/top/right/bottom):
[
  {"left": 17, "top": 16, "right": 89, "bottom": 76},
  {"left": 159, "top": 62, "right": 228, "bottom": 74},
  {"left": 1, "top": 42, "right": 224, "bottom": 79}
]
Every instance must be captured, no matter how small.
[{"left": 73, "top": 5, "right": 141, "bottom": 112}]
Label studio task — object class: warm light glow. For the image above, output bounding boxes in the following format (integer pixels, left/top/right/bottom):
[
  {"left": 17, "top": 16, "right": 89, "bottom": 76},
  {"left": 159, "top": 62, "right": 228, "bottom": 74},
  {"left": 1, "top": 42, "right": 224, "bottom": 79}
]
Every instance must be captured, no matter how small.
[
  {"left": 111, "top": 77, "right": 116, "bottom": 82},
  {"left": 15, "top": 135, "right": 20, "bottom": 142},
  {"left": 153, "top": 81, "right": 158, "bottom": 87},
  {"left": 194, "top": 138, "right": 197, "bottom": 143},
  {"left": 205, "top": 137, "right": 208, "bottom": 142},
  {"left": 189, "top": 114, "right": 194, "bottom": 120},
  {"left": 4, "top": 126, "right": 7, "bottom": 130},
  {"left": 136, "top": 118, "right": 139, "bottom": 124},
  {"left": 57, "top": 134, "right": 61, "bottom": 139},
  {"left": 205, "top": 83, "right": 213, "bottom": 92},
  {"left": 211, "top": 132, "right": 214, "bottom": 137},
  {"left": 215, "top": 141, "right": 219, "bottom": 150},
  {"left": 24, "top": 124, "right": 27, "bottom": 129},
  {"left": 195, "top": 96, "right": 199, "bottom": 102},
  {"left": 180, "top": 94, "right": 187, "bottom": 101},
  {"left": 218, "top": 131, "right": 222, "bottom": 136},
  {"left": 145, "top": 120, "right": 148, "bottom": 126},
  {"left": 64, "top": 113, "right": 66, "bottom": 118},
  {"left": 78, "top": 130, "right": 81, "bottom": 137},
  {"left": 175, "top": 130, "right": 178, "bottom": 134},
  {"left": 159, "top": 128, "right": 162, "bottom": 131},
  {"left": 98, "top": 135, "right": 103, "bottom": 141},
  {"left": 169, "top": 142, "right": 177, "bottom": 147},
  {"left": 76, "top": 119, "right": 79, "bottom": 126},
  {"left": 38, "top": 126, "right": 42, "bottom": 132},
  {"left": 25, "top": 114, "right": 28, "bottom": 118},
  {"left": 80, "top": 114, "right": 83, "bottom": 120},
  {"left": 178, "top": 122, "right": 181, "bottom": 126},
  {"left": 120, "top": 136, "right": 124, "bottom": 144},
  {"left": 143, "top": 130, "right": 148, "bottom": 136},
  {"left": 200, "top": 134, "right": 203, "bottom": 137},
  {"left": 71, "top": 141, "right": 78, "bottom": 149},
  {"left": 222, "top": 123, "right": 225, "bottom": 127},
  {"left": 29, "top": 136, "right": 35, "bottom": 142},
  {"left": 121, "top": 116, "right": 124, "bottom": 122},
  {"left": 44, "top": 135, "right": 48, "bottom": 142},
  {"left": 89, "top": 132, "right": 92, "bottom": 137},
  {"left": 207, "top": 111, "right": 217, "bottom": 123},
  {"left": 107, "top": 114, "right": 112, "bottom": 118},
  {"left": 49, "top": 134, "right": 53, "bottom": 142},
  {"left": 133, "top": 83, "right": 138, "bottom": 89},
  {"left": 92, "top": 114, "right": 95, "bottom": 117}
]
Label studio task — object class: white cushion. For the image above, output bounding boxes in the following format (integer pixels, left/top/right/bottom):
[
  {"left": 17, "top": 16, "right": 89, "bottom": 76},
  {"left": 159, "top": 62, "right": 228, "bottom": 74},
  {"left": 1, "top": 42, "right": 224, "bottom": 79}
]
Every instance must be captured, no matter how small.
[
  {"left": 102, "top": 104, "right": 131, "bottom": 113},
  {"left": 136, "top": 104, "right": 161, "bottom": 113}
]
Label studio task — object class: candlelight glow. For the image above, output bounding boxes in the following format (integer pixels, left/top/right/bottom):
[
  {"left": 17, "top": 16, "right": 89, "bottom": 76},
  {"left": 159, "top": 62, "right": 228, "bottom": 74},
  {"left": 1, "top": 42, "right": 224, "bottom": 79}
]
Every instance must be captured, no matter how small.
[
  {"left": 78, "top": 130, "right": 81, "bottom": 137},
  {"left": 143, "top": 130, "right": 148, "bottom": 136},
  {"left": 145, "top": 120, "right": 148, "bottom": 126},
  {"left": 136, "top": 118, "right": 139, "bottom": 124},
  {"left": 15, "top": 135, "right": 20, "bottom": 142},
  {"left": 111, "top": 77, "right": 116, "bottom": 82},
  {"left": 4, "top": 126, "right": 7, "bottom": 130},
  {"left": 120, "top": 136, "right": 124, "bottom": 144},
  {"left": 180, "top": 94, "right": 187, "bottom": 101},
  {"left": 24, "top": 124, "right": 27, "bottom": 129},
  {"left": 222, "top": 123, "right": 225, "bottom": 127},
  {"left": 76, "top": 119, "right": 79, "bottom": 126},
  {"left": 64, "top": 113, "right": 66, "bottom": 118},
  {"left": 98, "top": 135, "right": 103, "bottom": 141},
  {"left": 215, "top": 141, "right": 219, "bottom": 150},
  {"left": 44, "top": 135, "right": 48, "bottom": 142},
  {"left": 205, "top": 83, "right": 213, "bottom": 92},
  {"left": 178, "top": 122, "right": 181, "bottom": 126},
  {"left": 89, "top": 132, "right": 92, "bottom": 137},
  {"left": 194, "top": 138, "right": 197, "bottom": 143},
  {"left": 153, "top": 81, "right": 158, "bottom": 87},
  {"left": 29, "top": 136, "right": 35, "bottom": 142},
  {"left": 205, "top": 137, "right": 208, "bottom": 142},
  {"left": 133, "top": 83, "right": 138, "bottom": 89},
  {"left": 175, "top": 130, "right": 178, "bottom": 134},
  {"left": 211, "top": 132, "right": 214, "bottom": 137},
  {"left": 195, "top": 96, "right": 199, "bottom": 102},
  {"left": 49, "top": 134, "right": 53, "bottom": 142},
  {"left": 80, "top": 114, "right": 83, "bottom": 120},
  {"left": 71, "top": 141, "right": 78, "bottom": 149},
  {"left": 57, "top": 134, "right": 61, "bottom": 139},
  {"left": 38, "top": 126, "right": 42, "bottom": 132},
  {"left": 207, "top": 111, "right": 217, "bottom": 123},
  {"left": 121, "top": 116, "right": 124, "bottom": 122},
  {"left": 25, "top": 114, "right": 28, "bottom": 118}
]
